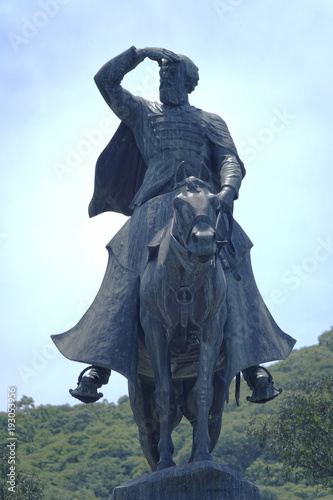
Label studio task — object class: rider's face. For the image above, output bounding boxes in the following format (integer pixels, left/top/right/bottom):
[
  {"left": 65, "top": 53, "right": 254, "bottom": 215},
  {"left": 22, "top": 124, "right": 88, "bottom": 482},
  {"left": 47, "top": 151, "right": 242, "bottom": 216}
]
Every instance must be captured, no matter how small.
[{"left": 159, "top": 61, "right": 188, "bottom": 105}]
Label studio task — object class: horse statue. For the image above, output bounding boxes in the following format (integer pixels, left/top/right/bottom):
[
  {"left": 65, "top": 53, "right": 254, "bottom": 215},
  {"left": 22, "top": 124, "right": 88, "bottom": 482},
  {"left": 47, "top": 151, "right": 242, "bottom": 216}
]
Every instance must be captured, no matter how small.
[{"left": 130, "top": 162, "right": 230, "bottom": 471}]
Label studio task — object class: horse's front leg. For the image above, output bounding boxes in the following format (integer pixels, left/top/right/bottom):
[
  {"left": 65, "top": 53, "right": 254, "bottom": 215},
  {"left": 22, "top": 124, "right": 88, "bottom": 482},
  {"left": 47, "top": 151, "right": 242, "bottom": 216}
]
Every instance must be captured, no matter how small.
[
  {"left": 143, "top": 316, "right": 176, "bottom": 470},
  {"left": 192, "top": 313, "right": 225, "bottom": 462}
]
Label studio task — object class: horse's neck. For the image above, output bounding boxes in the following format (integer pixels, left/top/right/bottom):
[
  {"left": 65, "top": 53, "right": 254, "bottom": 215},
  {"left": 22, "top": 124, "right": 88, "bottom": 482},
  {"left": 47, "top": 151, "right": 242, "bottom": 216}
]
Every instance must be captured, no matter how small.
[{"left": 162, "top": 228, "right": 210, "bottom": 287}]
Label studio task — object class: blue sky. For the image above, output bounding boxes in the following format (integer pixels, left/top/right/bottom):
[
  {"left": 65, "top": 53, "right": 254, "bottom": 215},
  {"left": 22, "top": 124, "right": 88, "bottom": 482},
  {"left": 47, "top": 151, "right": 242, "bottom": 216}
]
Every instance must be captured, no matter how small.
[{"left": 1, "top": 0, "right": 332, "bottom": 411}]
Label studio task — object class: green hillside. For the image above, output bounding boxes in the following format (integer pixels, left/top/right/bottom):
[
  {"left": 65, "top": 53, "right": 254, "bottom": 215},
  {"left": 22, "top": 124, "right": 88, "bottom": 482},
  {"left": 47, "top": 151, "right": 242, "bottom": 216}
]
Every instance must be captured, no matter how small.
[{"left": 1, "top": 328, "right": 333, "bottom": 499}]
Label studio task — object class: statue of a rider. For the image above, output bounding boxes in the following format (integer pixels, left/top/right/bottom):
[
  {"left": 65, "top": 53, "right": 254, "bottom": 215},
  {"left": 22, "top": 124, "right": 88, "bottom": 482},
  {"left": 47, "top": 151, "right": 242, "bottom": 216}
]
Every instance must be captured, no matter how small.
[{"left": 52, "top": 47, "right": 295, "bottom": 408}]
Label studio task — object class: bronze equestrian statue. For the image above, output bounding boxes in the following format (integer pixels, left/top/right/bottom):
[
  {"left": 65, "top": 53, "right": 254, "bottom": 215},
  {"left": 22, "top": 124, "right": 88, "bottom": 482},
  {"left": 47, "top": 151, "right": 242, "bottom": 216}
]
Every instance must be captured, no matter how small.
[{"left": 51, "top": 47, "right": 296, "bottom": 470}]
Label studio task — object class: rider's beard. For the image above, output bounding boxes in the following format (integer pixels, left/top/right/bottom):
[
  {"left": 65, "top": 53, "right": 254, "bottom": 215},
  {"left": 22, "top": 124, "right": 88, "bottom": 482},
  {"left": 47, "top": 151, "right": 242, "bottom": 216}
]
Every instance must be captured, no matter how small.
[{"left": 159, "top": 82, "right": 188, "bottom": 106}]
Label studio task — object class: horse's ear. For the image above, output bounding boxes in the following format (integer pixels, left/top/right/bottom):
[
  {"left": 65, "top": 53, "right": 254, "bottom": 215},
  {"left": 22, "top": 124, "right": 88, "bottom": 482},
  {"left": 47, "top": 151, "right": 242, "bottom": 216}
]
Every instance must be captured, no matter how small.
[
  {"left": 199, "top": 162, "right": 211, "bottom": 183},
  {"left": 174, "top": 161, "right": 187, "bottom": 187}
]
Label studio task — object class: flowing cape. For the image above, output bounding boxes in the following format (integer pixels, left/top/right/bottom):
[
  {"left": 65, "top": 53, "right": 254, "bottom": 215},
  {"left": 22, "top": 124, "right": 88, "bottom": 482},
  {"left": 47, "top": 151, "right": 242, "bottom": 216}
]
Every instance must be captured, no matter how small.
[
  {"left": 52, "top": 112, "right": 295, "bottom": 388},
  {"left": 88, "top": 122, "right": 146, "bottom": 217},
  {"left": 52, "top": 192, "right": 295, "bottom": 387}
]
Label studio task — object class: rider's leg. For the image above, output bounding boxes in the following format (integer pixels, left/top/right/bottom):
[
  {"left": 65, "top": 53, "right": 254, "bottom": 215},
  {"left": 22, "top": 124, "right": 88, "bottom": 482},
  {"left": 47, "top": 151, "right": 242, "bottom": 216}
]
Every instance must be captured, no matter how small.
[{"left": 242, "top": 365, "right": 282, "bottom": 404}]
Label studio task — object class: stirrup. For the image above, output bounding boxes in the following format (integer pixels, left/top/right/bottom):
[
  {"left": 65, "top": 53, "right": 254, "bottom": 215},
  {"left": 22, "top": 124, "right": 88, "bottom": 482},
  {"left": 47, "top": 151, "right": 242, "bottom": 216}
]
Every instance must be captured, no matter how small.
[
  {"left": 246, "top": 367, "right": 282, "bottom": 404},
  {"left": 69, "top": 366, "right": 103, "bottom": 404}
]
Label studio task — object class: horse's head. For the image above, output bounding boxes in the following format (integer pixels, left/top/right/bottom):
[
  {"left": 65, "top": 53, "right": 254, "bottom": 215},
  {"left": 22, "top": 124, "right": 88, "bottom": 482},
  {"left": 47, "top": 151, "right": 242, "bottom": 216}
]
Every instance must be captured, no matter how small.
[{"left": 172, "top": 163, "right": 221, "bottom": 263}]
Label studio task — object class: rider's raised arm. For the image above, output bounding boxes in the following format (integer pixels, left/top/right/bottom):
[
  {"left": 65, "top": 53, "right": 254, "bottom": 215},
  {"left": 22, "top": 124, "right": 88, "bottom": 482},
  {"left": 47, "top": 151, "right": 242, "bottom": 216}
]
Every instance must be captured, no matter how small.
[
  {"left": 94, "top": 47, "right": 179, "bottom": 128},
  {"left": 94, "top": 46, "right": 144, "bottom": 128}
]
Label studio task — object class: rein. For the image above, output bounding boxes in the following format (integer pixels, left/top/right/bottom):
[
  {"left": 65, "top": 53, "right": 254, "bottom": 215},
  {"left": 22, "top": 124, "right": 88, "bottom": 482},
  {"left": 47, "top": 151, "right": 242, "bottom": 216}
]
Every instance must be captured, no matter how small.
[
  {"left": 216, "top": 211, "right": 235, "bottom": 255},
  {"left": 162, "top": 194, "right": 235, "bottom": 340}
]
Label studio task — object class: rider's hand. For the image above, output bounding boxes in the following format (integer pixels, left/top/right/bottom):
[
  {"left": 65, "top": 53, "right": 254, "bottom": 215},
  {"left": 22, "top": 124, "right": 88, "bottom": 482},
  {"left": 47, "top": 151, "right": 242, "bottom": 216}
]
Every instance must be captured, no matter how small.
[
  {"left": 136, "top": 47, "right": 180, "bottom": 65},
  {"left": 218, "top": 186, "right": 235, "bottom": 214}
]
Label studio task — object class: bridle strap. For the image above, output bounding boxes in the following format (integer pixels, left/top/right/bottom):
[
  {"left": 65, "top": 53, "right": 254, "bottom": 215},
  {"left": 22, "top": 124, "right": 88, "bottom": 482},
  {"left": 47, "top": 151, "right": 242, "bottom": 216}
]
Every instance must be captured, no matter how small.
[{"left": 180, "top": 214, "right": 215, "bottom": 243}]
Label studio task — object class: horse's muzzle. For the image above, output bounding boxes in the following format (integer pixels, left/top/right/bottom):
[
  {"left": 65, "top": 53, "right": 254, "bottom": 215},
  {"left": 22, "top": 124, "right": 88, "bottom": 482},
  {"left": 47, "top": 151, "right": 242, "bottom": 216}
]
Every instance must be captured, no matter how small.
[{"left": 189, "top": 223, "right": 217, "bottom": 261}]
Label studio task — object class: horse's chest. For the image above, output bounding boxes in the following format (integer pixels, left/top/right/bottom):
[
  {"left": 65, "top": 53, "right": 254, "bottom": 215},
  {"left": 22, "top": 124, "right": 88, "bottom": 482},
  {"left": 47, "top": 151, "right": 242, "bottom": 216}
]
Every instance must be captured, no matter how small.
[{"left": 141, "top": 261, "right": 225, "bottom": 330}]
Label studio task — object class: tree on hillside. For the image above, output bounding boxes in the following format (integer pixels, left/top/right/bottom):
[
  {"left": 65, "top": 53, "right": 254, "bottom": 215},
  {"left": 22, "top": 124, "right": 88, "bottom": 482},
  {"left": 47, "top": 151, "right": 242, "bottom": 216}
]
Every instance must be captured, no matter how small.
[
  {"left": 16, "top": 396, "right": 35, "bottom": 414},
  {"left": 318, "top": 327, "right": 333, "bottom": 351},
  {"left": 247, "top": 376, "right": 333, "bottom": 491}
]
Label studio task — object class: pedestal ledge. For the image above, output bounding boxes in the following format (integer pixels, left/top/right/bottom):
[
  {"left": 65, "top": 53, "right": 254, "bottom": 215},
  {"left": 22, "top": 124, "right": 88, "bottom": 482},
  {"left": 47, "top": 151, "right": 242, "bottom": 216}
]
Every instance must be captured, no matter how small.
[{"left": 111, "top": 460, "right": 261, "bottom": 500}]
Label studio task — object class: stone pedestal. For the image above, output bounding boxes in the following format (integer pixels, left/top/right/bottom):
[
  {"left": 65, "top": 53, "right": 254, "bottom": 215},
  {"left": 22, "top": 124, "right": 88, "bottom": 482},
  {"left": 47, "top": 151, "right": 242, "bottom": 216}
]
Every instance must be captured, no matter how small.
[{"left": 111, "top": 461, "right": 260, "bottom": 500}]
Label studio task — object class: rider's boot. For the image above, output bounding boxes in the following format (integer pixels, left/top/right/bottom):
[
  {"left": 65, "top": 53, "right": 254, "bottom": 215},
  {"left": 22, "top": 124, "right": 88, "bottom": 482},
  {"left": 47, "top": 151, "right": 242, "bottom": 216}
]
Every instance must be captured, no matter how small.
[
  {"left": 69, "top": 366, "right": 111, "bottom": 403},
  {"left": 242, "top": 365, "right": 282, "bottom": 404}
]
